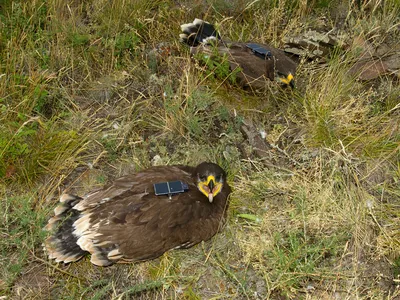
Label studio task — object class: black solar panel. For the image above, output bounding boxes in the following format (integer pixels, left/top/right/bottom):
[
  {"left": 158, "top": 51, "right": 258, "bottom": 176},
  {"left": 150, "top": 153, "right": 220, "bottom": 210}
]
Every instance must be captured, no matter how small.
[
  {"left": 246, "top": 43, "right": 272, "bottom": 59},
  {"left": 154, "top": 181, "right": 189, "bottom": 197}
]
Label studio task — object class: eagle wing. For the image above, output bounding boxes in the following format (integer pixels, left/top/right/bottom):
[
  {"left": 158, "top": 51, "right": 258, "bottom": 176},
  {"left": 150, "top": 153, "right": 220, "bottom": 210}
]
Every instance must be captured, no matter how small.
[{"left": 72, "top": 165, "right": 227, "bottom": 266}]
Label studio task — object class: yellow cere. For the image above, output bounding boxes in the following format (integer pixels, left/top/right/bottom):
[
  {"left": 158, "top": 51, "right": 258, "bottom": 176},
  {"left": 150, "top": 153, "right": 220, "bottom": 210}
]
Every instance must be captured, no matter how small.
[
  {"left": 280, "top": 73, "right": 294, "bottom": 85},
  {"left": 198, "top": 175, "right": 223, "bottom": 202}
]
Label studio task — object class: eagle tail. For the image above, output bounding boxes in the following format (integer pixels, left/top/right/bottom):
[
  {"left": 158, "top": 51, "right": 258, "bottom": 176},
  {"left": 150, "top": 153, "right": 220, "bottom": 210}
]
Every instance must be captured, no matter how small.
[
  {"left": 43, "top": 194, "right": 87, "bottom": 263},
  {"left": 179, "top": 18, "right": 220, "bottom": 47}
]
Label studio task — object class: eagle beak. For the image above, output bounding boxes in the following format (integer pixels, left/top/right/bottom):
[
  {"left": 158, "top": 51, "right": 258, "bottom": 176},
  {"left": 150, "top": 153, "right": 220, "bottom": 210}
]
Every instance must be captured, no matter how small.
[
  {"left": 289, "top": 76, "right": 295, "bottom": 89},
  {"left": 285, "top": 73, "right": 295, "bottom": 89},
  {"left": 278, "top": 73, "right": 295, "bottom": 89},
  {"left": 208, "top": 179, "right": 215, "bottom": 203},
  {"left": 198, "top": 175, "right": 223, "bottom": 203},
  {"left": 208, "top": 179, "right": 215, "bottom": 192}
]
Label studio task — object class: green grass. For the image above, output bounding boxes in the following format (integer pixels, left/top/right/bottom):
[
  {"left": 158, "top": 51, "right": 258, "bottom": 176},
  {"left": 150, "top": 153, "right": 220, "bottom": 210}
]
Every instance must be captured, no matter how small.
[
  {"left": 1, "top": 0, "right": 400, "bottom": 298},
  {"left": 0, "top": 193, "right": 49, "bottom": 290}
]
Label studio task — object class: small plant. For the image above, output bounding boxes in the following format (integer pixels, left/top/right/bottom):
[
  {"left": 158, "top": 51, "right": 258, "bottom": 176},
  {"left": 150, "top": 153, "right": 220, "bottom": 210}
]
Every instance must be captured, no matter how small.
[
  {"left": 0, "top": 117, "right": 89, "bottom": 185},
  {"left": 0, "top": 194, "right": 49, "bottom": 291},
  {"left": 194, "top": 47, "right": 242, "bottom": 86},
  {"left": 69, "top": 32, "right": 90, "bottom": 47},
  {"left": 114, "top": 31, "right": 141, "bottom": 58},
  {"left": 263, "top": 230, "right": 344, "bottom": 297}
]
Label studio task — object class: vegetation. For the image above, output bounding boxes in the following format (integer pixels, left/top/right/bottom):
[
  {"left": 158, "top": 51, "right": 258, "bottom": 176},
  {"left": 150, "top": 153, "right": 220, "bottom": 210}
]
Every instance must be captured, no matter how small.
[{"left": 1, "top": 0, "right": 399, "bottom": 298}]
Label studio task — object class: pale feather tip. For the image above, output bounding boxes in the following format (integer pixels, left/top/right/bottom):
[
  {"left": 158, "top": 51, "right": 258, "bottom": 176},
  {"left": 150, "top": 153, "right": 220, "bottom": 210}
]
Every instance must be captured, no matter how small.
[
  {"left": 193, "top": 18, "right": 204, "bottom": 26},
  {"left": 180, "top": 23, "right": 192, "bottom": 31},
  {"left": 54, "top": 205, "right": 68, "bottom": 216},
  {"left": 60, "top": 193, "right": 76, "bottom": 203}
]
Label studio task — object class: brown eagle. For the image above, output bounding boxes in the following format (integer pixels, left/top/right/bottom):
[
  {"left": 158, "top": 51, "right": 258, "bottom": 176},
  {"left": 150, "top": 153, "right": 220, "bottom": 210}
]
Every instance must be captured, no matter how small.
[
  {"left": 180, "top": 18, "right": 297, "bottom": 90},
  {"left": 44, "top": 162, "right": 231, "bottom": 266}
]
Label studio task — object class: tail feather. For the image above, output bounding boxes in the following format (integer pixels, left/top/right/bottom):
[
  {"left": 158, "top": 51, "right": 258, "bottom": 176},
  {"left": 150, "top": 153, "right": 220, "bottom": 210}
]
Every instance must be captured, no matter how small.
[
  {"left": 180, "top": 18, "right": 220, "bottom": 47},
  {"left": 43, "top": 194, "right": 87, "bottom": 263}
]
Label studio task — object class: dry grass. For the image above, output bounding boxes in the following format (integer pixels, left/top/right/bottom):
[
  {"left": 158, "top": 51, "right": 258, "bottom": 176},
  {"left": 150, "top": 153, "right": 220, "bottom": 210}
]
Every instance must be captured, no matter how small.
[{"left": 1, "top": 0, "right": 399, "bottom": 299}]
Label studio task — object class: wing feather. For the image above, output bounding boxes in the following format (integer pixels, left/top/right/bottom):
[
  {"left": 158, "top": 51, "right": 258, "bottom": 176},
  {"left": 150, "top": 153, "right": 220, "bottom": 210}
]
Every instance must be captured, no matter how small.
[
  {"left": 90, "top": 188, "right": 225, "bottom": 262},
  {"left": 74, "top": 166, "right": 193, "bottom": 211}
]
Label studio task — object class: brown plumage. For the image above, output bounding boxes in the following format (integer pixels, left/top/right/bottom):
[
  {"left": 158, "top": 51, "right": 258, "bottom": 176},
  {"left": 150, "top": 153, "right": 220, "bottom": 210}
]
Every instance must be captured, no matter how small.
[
  {"left": 180, "top": 18, "right": 297, "bottom": 90},
  {"left": 44, "top": 162, "right": 231, "bottom": 266}
]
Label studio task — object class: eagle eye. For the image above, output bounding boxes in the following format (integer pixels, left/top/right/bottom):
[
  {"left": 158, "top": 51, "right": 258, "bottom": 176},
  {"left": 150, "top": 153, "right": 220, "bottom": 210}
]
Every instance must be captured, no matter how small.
[{"left": 199, "top": 175, "right": 207, "bottom": 181}]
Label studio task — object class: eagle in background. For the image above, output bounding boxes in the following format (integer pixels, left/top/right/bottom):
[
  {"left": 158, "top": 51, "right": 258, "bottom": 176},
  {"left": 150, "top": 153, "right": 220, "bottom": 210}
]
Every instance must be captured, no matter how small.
[{"left": 180, "top": 18, "right": 297, "bottom": 90}]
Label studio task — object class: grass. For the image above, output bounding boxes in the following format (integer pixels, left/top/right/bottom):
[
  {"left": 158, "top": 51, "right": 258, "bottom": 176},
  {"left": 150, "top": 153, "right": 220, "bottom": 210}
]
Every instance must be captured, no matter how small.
[{"left": 1, "top": 0, "right": 400, "bottom": 298}]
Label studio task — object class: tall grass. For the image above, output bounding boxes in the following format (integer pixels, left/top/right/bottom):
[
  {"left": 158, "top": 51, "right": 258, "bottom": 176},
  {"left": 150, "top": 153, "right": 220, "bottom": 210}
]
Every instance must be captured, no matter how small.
[{"left": 1, "top": 0, "right": 399, "bottom": 298}]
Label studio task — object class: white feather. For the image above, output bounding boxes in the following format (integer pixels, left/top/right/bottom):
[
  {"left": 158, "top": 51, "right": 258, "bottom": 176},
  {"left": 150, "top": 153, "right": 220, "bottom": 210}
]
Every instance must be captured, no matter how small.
[
  {"left": 60, "top": 193, "right": 76, "bottom": 203},
  {"left": 180, "top": 23, "right": 193, "bottom": 32},
  {"left": 54, "top": 205, "right": 68, "bottom": 216},
  {"left": 72, "top": 212, "right": 92, "bottom": 238},
  {"left": 193, "top": 18, "right": 204, "bottom": 26}
]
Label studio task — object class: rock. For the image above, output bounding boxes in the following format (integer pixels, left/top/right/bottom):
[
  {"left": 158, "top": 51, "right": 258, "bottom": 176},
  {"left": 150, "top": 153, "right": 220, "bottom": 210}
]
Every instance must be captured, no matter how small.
[
  {"left": 349, "top": 59, "right": 387, "bottom": 80},
  {"left": 283, "top": 29, "right": 347, "bottom": 59},
  {"left": 348, "top": 36, "right": 400, "bottom": 80},
  {"left": 240, "top": 119, "right": 273, "bottom": 160}
]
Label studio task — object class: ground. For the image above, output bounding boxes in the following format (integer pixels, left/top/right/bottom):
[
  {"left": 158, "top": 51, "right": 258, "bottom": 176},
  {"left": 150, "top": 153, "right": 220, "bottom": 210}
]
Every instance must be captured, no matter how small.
[{"left": 1, "top": 0, "right": 400, "bottom": 299}]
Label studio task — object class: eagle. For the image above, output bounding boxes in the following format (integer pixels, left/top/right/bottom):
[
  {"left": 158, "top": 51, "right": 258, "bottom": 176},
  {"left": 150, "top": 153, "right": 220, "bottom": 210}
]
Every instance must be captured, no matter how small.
[
  {"left": 44, "top": 162, "right": 231, "bottom": 266},
  {"left": 180, "top": 18, "right": 297, "bottom": 90}
]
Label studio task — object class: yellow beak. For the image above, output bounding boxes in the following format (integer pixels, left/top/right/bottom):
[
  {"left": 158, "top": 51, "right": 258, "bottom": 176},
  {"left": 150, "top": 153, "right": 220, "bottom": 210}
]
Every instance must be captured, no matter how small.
[
  {"left": 198, "top": 175, "right": 223, "bottom": 203},
  {"left": 279, "top": 73, "right": 295, "bottom": 88}
]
